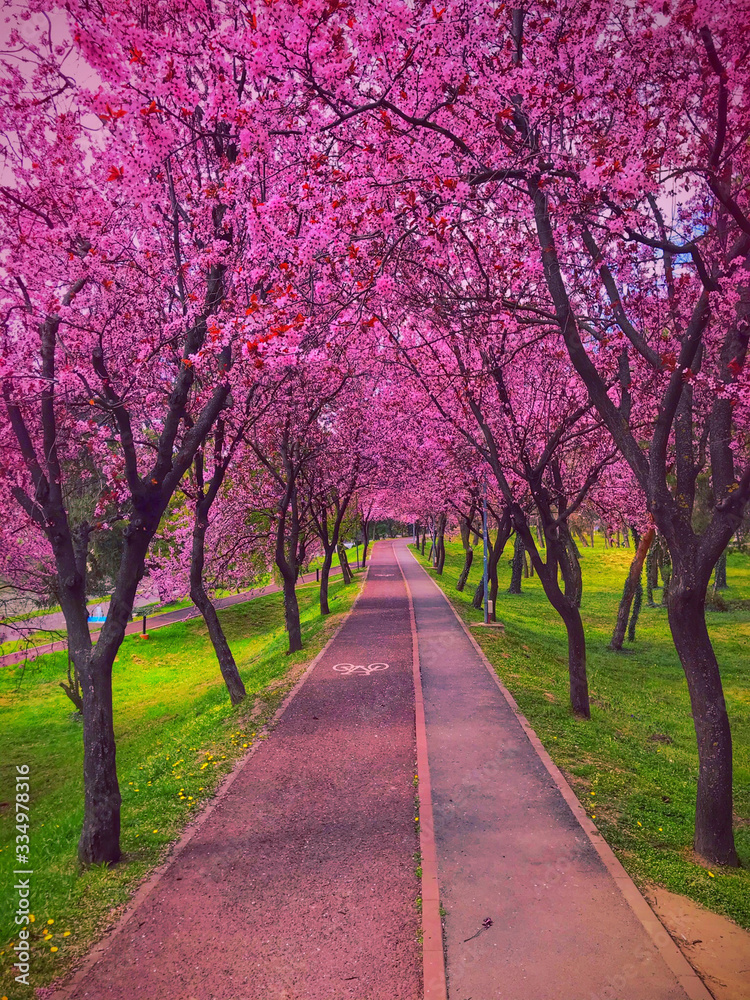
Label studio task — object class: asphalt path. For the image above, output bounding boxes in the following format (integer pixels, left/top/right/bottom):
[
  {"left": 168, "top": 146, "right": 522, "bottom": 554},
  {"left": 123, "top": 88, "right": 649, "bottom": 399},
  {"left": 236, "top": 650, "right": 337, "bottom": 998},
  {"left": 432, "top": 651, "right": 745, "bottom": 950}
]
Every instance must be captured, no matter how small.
[
  {"left": 397, "top": 539, "right": 693, "bottom": 1000},
  {"left": 61, "top": 542, "right": 420, "bottom": 1000},
  {"left": 55, "top": 541, "right": 704, "bottom": 1000}
]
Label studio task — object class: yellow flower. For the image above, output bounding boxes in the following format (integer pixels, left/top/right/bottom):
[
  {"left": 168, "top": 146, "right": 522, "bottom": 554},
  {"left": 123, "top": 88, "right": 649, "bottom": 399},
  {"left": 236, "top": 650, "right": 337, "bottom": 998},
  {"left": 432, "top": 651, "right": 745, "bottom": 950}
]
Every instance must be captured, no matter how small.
[
  {"left": 152, "top": 829, "right": 158, "bottom": 833},
  {"left": 63, "top": 932, "right": 71, "bottom": 937},
  {"left": 637, "top": 821, "right": 642, "bottom": 827},
  {"left": 47, "top": 919, "right": 54, "bottom": 925},
  {"left": 592, "top": 815, "right": 596, "bottom": 819},
  {"left": 50, "top": 946, "right": 58, "bottom": 952},
  {"left": 708, "top": 871, "right": 715, "bottom": 878},
  {"left": 29, "top": 915, "right": 35, "bottom": 922}
]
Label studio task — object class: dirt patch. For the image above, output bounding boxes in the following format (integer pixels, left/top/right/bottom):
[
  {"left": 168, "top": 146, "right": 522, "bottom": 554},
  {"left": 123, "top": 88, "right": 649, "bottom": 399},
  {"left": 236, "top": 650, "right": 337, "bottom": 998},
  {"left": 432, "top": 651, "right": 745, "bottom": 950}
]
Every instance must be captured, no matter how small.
[{"left": 645, "top": 885, "right": 750, "bottom": 1000}]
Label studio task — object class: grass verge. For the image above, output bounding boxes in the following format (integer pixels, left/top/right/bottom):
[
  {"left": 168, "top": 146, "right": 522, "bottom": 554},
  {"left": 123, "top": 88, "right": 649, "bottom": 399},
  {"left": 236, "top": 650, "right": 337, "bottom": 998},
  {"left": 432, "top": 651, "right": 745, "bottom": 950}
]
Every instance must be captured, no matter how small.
[
  {"left": 410, "top": 539, "right": 750, "bottom": 929},
  {"left": 0, "top": 571, "right": 362, "bottom": 993}
]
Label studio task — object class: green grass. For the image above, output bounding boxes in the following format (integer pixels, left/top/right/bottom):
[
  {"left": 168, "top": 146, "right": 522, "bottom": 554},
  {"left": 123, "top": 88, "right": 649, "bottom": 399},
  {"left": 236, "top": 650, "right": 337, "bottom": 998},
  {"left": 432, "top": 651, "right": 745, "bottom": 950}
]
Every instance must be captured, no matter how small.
[
  {"left": 411, "top": 539, "right": 750, "bottom": 929},
  {"left": 0, "top": 553, "right": 351, "bottom": 654},
  {"left": 0, "top": 572, "right": 362, "bottom": 992}
]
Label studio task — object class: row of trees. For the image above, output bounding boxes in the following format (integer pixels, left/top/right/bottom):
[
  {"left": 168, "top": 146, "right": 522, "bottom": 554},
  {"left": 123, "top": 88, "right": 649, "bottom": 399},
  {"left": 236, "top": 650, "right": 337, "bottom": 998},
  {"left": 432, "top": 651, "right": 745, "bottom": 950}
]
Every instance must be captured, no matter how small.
[{"left": 0, "top": 1, "right": 747, "bottom": 870}]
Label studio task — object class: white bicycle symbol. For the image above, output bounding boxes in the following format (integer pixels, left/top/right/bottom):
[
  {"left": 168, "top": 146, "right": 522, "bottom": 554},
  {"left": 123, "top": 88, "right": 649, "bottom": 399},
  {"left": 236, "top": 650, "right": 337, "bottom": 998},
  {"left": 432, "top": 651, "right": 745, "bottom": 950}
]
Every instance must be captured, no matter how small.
[{"left": 332, "top": 662, "right": 390, "bottom": 676}]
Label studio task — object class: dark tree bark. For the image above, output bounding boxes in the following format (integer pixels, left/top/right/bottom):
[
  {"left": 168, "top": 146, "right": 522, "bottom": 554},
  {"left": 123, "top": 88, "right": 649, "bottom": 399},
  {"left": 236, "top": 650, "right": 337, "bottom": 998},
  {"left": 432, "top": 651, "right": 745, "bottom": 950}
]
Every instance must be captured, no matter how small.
[
  {"left": 270, "top": 451, "right": 306, "bottom": 654},
  {"left": 434, "top": 512, "right": 447, "bottom": 574},
  {"left": 610, "top": 527, "right": 655, "bottom": 651},
  {"left": 713, "top": 550, "right": 728, "bottom": 591},
  {"left": 559, "top": 524, "right": 582, "bottom": 608},
  {"left": 668, "top": 562, "right": 737, "bottom": 865},
  {"left": 487, "top": 510, "right": 512, "bottom": 620},
  {"left": 456, "top": 515, "right": 474, "bottom": 591},
  {"left": 628, "top": 578, "right": 643, "bottom": 642},
  {"left": 337, "top": 541, "right": 354, "bottom": 584},
  {"left": 659, "top": 547, "right": 672, "bottom": 607},
  {"left": 646, "top": 544, "right": 659, "bottom": 606},
  {"left": 190, "top": 534, "right": 246, "bottom": 705},
  {"left": 515, "top": 511, "right": 590, "bottom": 718},
  {"left": 508, "top": 532, "right": 524, "bottom": 594},
  {"left": 311, "top": 484, "right": 357, "bottom": 614},
  {"left": 189, "top": 421, "right": 246, "bottom": 705},
  {"left": 361, "top": 517, "right": 371, "bottom": 567},
  {"left": 456, "top": 547, "right": 473, "bottom": 591}
]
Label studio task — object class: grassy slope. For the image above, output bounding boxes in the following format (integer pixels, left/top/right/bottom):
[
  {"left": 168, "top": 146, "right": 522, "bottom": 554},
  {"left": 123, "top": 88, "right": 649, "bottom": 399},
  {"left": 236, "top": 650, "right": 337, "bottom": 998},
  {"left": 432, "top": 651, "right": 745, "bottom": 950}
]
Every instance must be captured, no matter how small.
[
  {"left": 410, "top": 539, "right": 750, "bottom": 928},
  {"left": 0, "top": 572, "right": 362, "bottom": 992},
  {"left": 0, "top": 553, "right": 349, "bottom": 655}
]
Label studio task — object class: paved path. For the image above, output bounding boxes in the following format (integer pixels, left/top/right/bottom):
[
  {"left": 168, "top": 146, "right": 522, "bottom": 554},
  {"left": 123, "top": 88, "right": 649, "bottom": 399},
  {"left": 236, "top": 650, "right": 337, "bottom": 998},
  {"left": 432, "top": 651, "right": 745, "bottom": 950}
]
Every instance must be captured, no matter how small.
[
  {"left": 396, "top": 540, "right": 692, "bottom": 1000},
  {"left": 0, "top": 565, "right": 343, "bottom": 667},
  {"left": 62, "top": 542, "right": 420, "bottom": 1000},
  {"left": 57, "top": 541, "right": 702, "bottom": 1000}
]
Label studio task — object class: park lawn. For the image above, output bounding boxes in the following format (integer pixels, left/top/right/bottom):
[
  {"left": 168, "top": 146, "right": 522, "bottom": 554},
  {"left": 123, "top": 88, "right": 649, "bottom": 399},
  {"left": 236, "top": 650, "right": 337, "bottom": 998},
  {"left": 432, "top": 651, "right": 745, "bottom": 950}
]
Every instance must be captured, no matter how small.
[
  {"left": 0, "top": 571, "right": 362, "bottom": 993},
  {"left": 410, "top": 539, "right": 750, "bottom": 929},
  {"left": 0, "top": 553, "right": 351, "bottom": 655}
]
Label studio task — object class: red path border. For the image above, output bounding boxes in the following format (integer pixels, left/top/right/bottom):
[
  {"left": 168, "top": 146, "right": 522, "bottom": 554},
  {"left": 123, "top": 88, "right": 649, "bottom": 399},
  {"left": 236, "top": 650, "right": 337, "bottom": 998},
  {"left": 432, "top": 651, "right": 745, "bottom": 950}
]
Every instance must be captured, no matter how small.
[
  {"left": 395, "top": 545, "right": 449, "bottom": 1000},
  {"left": 403, "top": 543, "right": 713, "bottom": 1000},
  {"left": 53, "top": 562, "right": 371, "bottom": 1000}
]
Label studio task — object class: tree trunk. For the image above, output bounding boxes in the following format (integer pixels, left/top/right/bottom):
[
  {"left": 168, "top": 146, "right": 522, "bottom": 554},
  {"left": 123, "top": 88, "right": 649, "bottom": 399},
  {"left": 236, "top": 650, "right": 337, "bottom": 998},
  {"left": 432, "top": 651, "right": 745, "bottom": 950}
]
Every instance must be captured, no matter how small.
[
  {"left": 646, "top": 544, "right": 659, "bottom": 606},
  {"left": 661, "top": 559, "right": 672, "bottom": 606},
  {"left": 319, "top": 549, "right": 334, "bottom": 615},
  {"left": 337, "top": 542, "right": 353, "bottom": 584},
  {"left": 516, "top": 516, "right": 590, "bottom": 718},
  {"left": 485, "top": 513, "right": 512, "bottom": 621},
  {"left": 667, "top": 569, "right": 738, "bottom": 866},
  {"left": 456, "top": 516, "right": 473, "bottom": 591},
  {"left": 420, "top": 529, "right": 426, "bottom": 555},
  {"left": 558, "top": 601, "right": 590, "bottom": 718},
  {"left": 560, "top": 524, "right": 582, "bottom": 607},
  {"left": 282, "top": 571, "right": 303, "bottom": 652},
  {"left": 361, "top": 520, "right": 371, "bottom": 567},
  {"left": 713, "top": 550, "right": 728, "bottom": 591},
  {"left": 435, "top": 512, "right": 447, "bottom": 574},
  {"left": 628, "top": 577, "right": 643, "bottom": 642},
  {"left": 472, "top": 579, "right": 484, "bottom": 609},
  {"left": 508, "top": 532, "right": 523, "bottom": 594},
  {"left": 76, "top": 524, "right": 160, "bottom": 864},
  {"left": 274, "top": 489, "right": 303, "bottom": 654},
  {"left": 610, "top": 527, "right": 655, "bottom": 651},
  {"left": 191, "top": 584, "right": 246, "bottom": 704},
  {"left": 77, "top": 644, "right": 121, "bottom": 864},
  {"left": 191, "top": 507, "right": 246, "bottom": 705},
  {"left": 457, "top": 548, "right": 473, "bottom": 591}
]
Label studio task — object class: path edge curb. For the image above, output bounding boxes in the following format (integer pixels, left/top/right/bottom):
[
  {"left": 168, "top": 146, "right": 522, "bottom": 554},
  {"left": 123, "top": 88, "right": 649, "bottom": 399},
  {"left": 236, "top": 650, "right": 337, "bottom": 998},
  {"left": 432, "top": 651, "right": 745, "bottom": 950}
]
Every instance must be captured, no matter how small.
[
  {"left": 52, "top": 563, "right": 372, "bottom": 1000},
  {"left": 402, "top": 542, "right": 714, "bottom": 1000},
  {"left": 395, "top": 544, "right": 449, "bottom": 1000}
]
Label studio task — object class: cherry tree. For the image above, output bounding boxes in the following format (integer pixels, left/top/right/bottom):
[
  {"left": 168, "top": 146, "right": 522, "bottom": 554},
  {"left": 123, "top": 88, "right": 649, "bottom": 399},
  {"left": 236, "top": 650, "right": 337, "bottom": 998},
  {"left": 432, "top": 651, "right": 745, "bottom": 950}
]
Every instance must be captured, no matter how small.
[{"left": 242, "top": 0, "right": 749, "bottom": 866}]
